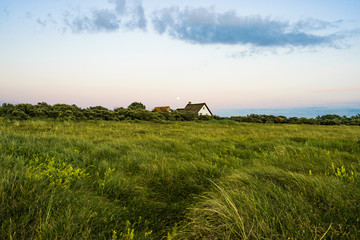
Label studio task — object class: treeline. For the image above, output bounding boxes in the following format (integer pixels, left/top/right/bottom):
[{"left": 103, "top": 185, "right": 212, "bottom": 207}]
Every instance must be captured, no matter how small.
[
  {"left": 0, "top": 102, "right": 203, "bottom": 122},
  {"left": 0, "top": 102, "right": 359, "bottom": 125}
]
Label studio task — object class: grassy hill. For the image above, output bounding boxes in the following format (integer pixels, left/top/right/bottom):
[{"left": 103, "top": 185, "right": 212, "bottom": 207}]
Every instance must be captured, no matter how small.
[{"left": 0, "top": 120, "right": 359, "bottom": 239}]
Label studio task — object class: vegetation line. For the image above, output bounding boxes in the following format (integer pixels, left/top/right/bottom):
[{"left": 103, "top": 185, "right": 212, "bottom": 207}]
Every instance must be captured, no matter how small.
[{"left": 1, "top": 102, "right": 360, "bottom": 125}]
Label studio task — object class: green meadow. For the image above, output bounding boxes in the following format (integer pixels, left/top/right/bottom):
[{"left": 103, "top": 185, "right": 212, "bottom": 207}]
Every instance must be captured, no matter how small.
[{"left": 0, "top": 120, "right": 359, "bottom": 239}]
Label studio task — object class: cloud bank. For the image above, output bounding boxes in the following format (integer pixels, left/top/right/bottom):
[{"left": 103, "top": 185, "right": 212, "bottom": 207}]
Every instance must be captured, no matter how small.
[
  {"left": 64, "top": 0, "right": 146, "bottom": 33},
  {"left": 35, "top": 3, "right": 354, "bottom": 52},
  {"left": 151, "top": 7, "right": 343, "bottom": 48}
]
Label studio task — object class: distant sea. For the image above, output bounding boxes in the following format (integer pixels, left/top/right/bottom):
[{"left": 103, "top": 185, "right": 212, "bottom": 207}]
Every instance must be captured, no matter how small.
[{"left": 214, "top": 107, "right": 360, "bottom": 118}]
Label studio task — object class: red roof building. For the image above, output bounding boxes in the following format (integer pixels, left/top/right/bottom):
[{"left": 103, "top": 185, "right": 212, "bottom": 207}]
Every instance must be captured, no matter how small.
[{"left": 153, "top": 106, "right": 172, "bottom": 112}]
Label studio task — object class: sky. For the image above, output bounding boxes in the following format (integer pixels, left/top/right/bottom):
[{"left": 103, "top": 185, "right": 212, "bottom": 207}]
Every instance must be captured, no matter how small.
[{"left": 1, "top": 0, "right": 360, "bottom": 116}]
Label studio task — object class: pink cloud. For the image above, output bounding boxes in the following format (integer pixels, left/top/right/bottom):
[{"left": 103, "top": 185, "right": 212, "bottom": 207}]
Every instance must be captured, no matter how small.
[{"left": 311, "top": 86, "right": 360, "bottom": 92}]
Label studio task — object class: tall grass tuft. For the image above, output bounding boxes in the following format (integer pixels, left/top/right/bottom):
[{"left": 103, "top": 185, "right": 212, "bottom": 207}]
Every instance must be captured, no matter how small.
[{"left": 176, "top": 167, "right": 360, "bottom": 239}]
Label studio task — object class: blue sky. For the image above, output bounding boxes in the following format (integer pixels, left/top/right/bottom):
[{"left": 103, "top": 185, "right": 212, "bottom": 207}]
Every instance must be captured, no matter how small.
[{"left": 1, "top": 0, "right": 360, "bottom": 115}]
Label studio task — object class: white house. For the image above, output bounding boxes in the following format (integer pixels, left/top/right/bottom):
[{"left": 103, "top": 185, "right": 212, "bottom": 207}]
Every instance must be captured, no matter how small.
[{"left": 178, "top": 102, "right": 213, "bottom": 116}]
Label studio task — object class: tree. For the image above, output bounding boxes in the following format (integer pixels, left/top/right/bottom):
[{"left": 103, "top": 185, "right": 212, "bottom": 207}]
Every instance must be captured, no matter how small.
[{"left": 128, "top": 102, "right": 146, "bottom": 110}]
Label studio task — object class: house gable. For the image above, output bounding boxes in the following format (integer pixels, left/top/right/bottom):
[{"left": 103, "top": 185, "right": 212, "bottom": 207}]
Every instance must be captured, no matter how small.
[{"left": 197, "top": 104, "right": 212, "bottom": 116}]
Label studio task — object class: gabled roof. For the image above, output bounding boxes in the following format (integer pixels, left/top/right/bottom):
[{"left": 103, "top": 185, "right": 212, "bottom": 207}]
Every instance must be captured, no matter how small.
[
  {"left": 153, "top": 106, "right": 171, "bottom": 112},
  {"left": 183, "top": 103, "right": 213, "bottom": 115}
]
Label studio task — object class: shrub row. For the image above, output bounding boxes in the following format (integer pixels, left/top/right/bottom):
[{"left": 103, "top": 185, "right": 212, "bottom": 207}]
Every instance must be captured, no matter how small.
[
  {"left": 230, "top": 114, "right": 360, "bottom": 125},
  {"left": 0, "top": 102, "right": 359, "bottom": 125}
]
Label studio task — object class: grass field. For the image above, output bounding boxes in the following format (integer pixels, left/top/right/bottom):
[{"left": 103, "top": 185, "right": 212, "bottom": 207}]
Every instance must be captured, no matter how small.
[{"left": 0, "top": 120, "right": 359, "bottom": 239}]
